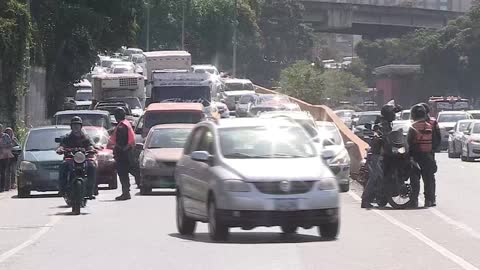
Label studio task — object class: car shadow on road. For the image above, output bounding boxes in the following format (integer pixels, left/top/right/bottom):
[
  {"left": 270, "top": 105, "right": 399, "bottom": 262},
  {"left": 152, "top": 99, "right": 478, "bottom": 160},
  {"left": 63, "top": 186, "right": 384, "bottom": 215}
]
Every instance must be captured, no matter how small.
[
  {"left": 11, "top": 193, "right": 60, "bottom": 199},
  {"left": 169, "top": 232, "right": 333, "bottom": 244},
  {"left": 134, "top": 191, "right": 176, "bottom": 196}
]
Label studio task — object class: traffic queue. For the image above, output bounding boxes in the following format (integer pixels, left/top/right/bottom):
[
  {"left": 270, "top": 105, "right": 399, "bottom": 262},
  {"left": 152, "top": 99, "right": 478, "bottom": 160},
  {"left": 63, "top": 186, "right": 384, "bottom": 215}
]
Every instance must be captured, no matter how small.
[{"left": 3, "top": 47, "right": 354, "bottom": 240}]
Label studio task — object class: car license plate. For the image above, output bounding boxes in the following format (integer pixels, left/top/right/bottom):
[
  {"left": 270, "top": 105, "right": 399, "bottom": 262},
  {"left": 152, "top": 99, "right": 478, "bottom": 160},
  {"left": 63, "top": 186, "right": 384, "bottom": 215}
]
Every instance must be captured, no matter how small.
[
  {"left": 274, "top": 199, "right": 298, "bottom": 211},
  {"left": 50, "top": 171, "right": 59, "bottom": 180}
]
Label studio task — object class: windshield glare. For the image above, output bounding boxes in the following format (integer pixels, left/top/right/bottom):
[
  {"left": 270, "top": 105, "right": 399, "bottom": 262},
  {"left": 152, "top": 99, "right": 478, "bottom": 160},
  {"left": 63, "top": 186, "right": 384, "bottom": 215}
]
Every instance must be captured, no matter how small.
[
  {"left": 438, "top": 114, "right": 468, "bottom": 123},
  {"left": 318, "top": 126, "right": 342, "bottom": 145},
  {"left": 220, "top": 126, "right": 317, "bottom": 159},
  {"left": 26, "top": 129, "right": 70, "bottom": 151},
  {"left": 56, "top": 114, "right": 108, "bottom": 129},
  {"left": 84, "top": 129, "right": 109, "bottom": 146},
  {"left": 147, "top": 128, "right": 191, "bottom": 149}
]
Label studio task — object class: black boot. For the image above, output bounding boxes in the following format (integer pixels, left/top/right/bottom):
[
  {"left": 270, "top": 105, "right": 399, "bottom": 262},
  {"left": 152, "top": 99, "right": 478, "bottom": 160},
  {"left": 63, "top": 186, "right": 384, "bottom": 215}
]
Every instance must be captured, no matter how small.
[
  {"left": 424, "top": 200, "right": 433, "bottom": 208},
  {"left": 115, "top": 193, "right": 131, "bottom": 201},
  {"left": 361, "top": 200, "right": 373, "bottom": 209}
]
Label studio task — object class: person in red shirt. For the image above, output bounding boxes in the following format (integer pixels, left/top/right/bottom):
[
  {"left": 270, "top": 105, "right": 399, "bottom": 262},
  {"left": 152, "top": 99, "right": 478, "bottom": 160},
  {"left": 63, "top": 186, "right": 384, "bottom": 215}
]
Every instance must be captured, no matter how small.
[{"left": 110, "top": 107, "right": 138, "bottom": 201}]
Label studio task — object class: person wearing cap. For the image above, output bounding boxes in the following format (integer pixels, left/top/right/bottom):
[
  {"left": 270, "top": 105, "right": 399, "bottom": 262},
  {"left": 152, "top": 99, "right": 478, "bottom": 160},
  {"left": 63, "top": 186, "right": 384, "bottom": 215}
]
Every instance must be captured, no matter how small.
[
  {"left": 57, "top": 116, "right": 97, "bottom": 199},
  {"left": 110, "top": 107, "right": 137, "bottom": 201}
]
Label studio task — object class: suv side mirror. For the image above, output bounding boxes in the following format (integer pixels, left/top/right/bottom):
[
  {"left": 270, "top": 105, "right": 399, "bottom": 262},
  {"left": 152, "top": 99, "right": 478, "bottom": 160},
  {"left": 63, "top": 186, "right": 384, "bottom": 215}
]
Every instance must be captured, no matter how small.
[
  {"left": 191, "top": 151, "right": 211, "bottom": 162},
  {"left": 464, "top": 130, "right": 471, "bottom": 135},
  {"left": 321, "top": 149, "right": 336, "bottom": 160},
  {"left": 364, "top": 123, "right": 372, "bottom": 130},
  {"left": 135, "top": 143, "right": 144, "bottom": 151}
]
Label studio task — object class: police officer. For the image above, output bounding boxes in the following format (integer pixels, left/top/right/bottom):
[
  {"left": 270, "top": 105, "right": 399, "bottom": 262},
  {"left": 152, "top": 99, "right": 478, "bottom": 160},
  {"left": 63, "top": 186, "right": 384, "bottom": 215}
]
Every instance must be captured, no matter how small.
[
  {"left": 408, "top": 105, "right": 437, "bottom": 207},
  {"left": 57, "top": 117, "right": 97, "bottom": 199},
  {"left": 419, "top": 102, "right": 441, "bottom": 153},
  {"left": 110, "top": 107, "right": 138, "bottom": 201}
]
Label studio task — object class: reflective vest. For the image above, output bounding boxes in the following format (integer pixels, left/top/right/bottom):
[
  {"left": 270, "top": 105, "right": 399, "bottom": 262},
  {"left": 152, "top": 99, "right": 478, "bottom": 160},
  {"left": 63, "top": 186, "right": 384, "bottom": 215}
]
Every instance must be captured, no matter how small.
[
  {"left": 412, "top": 120, "right": 433, "bottom": 153},
  {"left": 110, "top": 119, "right": 135, "bottom": 146}
]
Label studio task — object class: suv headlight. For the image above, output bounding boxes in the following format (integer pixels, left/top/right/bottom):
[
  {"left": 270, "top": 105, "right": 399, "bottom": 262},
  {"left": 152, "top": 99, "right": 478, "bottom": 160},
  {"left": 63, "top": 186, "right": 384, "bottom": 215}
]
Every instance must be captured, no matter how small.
[
  {"left": 20, "top": 161, "right": 37, "bottom": 171},
  {"left": 223, "top": 180, "right": 251, "bottom": 192},
  {"left": 141, "top": 157, "right": 157, "bottom": 168},
  {"left": 327, "top": 149, "right": 350, "bottom": 165},
  {"left": 317, "top": 178, "right": 337, "bottom": 190}
]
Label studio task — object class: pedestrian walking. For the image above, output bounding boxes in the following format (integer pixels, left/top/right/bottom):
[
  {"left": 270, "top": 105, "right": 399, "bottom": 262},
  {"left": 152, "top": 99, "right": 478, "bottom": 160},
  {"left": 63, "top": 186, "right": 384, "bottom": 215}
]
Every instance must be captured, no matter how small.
[
  {"left": 0, "top": 124, "right": 14, "bottom": 192},
  {"left": 110, "top": 107, "right": 138, "bottom": 200},
  {"left": 5, "top": 128, "right": 19, "bottom": 190}
]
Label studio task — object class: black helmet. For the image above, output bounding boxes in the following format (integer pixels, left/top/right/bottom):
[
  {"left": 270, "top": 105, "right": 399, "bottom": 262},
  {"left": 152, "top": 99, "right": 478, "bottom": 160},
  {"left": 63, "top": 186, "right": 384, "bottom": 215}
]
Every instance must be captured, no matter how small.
[
  {"left": 381, "top": 104, "right": 396, "bottom": 122},
  {"left": 70, "top": 116, "right": 83, "bottom": 125},
  {"left": 114, "top": 107, "right": 126, "bottom": 121},
  {"left": 411, "top": 104, "right": 427, "bottom": 121},
  {"left": 419, "top": 102, "right": 430, "bottom": 114}
]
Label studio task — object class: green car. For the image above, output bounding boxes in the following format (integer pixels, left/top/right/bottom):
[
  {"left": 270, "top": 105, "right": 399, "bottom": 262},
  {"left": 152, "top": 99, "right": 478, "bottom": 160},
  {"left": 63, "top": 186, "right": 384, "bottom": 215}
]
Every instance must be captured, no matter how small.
[{"left": 17, "top": 126, "right": 71, "bottom": 198}]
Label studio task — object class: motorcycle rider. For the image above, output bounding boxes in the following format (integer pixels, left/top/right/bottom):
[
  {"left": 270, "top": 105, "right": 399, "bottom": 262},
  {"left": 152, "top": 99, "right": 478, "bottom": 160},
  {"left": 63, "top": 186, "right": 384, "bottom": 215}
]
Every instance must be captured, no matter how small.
[
  {"left": 361, "top": 103, "right": 401, "bottom": 208},
  {"left": 110, "top": 107, "right": 137, "bottom": 201},
  {"left": 408, "top": 104, "right": 437, "bottom": 207},
  {"left": 57, "top": 116, "right": 97, "bottom": 200}
]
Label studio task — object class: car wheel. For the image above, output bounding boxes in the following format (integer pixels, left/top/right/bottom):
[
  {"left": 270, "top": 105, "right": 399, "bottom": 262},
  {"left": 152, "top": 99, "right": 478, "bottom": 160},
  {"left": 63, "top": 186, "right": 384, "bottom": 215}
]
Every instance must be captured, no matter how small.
[
  {"left": 176, "top": 191, "right": 196, "bottom": 235},
  {"left": 339, "top": 182, "right": 350, "bottom": 193},
  {"left": 140, "top": 185, "right": 151, "bottom": 195},
  {"left": 17, "top": 187, "right": 30, "bottom": 198},
  {"left": 208, "top": 198, "right": 229, "bottom": 241},
  {"left": 281, "top": 224, "right": 298, "bottom": 234},
  {"left": 318, "top": 220, "right": 339, "bottom": 240}
]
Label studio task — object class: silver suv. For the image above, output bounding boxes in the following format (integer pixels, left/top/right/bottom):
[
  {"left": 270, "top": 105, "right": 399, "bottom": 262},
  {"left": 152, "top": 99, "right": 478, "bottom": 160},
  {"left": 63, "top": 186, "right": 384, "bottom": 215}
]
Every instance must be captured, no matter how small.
[{"left": 175, "top": 118, "right": 340, "bottom": 241}]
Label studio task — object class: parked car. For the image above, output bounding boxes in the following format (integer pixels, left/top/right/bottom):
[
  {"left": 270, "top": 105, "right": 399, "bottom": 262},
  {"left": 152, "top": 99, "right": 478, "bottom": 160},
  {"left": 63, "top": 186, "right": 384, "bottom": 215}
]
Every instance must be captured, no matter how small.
[
  {"left": 448, "top": 119, "right": 473, "bottom": 158},
  {"left": 17, "top": 126, "right": 71, "bottom": 197},
  {"left": 53, "top": 110, "right": 112, "bottom": 131},
  {"left": 316, "top": 121, "right": 354, "bottom": 192},
  {"left": 460, "top": 120, "right": 480, "bottom": 162},
  {"left": 83, "top": 126, "right": 117, "bottom": 190},
  {"left": 138, "top": 124, "right": 194, "bottom": 194},
  {"left": 175, "top": 118, "right": 339, "bottom": 241},
  {"left": 334, "top": 110, "right": 354, "bottom": 129},
  {"left": 437, "top": 111, "right": 472, "bottom": 151},
  {"left": 220, "top": 79, "right": 256, "bottom": 111}
]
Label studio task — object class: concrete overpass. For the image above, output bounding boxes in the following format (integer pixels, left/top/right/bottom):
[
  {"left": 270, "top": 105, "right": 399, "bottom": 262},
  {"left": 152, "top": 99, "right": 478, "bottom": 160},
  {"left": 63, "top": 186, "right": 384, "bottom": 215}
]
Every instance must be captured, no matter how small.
[{"left": 301, "top": 0, "right": 464, "bottom": 38}]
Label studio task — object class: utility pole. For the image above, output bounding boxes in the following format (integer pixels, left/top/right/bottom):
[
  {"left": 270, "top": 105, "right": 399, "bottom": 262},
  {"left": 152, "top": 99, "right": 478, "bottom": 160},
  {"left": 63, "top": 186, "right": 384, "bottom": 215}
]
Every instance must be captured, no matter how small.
[
  {"left": 182, "top": 0, "right": 186, "bottom": 50},
  {"left": 146, "top": 0, "right": 151, "bottom": 51},
  {"left": 233, "top": 0, "right": 238, "bottom": 77}
]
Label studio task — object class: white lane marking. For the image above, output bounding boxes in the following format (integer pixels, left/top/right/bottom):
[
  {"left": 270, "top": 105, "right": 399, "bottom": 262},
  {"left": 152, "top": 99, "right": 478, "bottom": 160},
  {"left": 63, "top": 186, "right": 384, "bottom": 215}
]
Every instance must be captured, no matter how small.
[
  {"left": 348, "top": 191, "right": 479, "bottom": 270},
  {"left": 429, "top": 208, "right": 480, "bottom": 240},
  {"left": 0, "top": 216, "right": 61, "bottom": 264}
]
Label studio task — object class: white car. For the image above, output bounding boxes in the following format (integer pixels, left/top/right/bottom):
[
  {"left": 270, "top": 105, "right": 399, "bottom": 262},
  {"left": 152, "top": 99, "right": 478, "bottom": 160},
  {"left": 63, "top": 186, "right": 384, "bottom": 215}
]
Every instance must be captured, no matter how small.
[
  {"left": 316, "top": 121, "right": 354, "bottom": 192},
  {"left": 437, "top": 111, "right": 472, "bottom": 150},
  {"left": 192, "top": 64, "right": 219, "bottom": 76},
  {"left": 461, "top": 120, "right": 480, "bottom": 161},
  {"left": 334, "top": 110, "right": 354, "bottom": 129},
  {"left": 220, "top": 79, "right": 255, "bottom": 111}
]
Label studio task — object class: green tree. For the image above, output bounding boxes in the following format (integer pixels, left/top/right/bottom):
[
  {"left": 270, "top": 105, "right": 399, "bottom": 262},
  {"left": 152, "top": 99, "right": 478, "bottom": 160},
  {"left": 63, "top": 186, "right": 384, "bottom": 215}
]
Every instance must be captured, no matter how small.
[
  {"left": 0, "top": 0, "right": 31, "bottom": 126},
  {"left": 31, "top": 0, "right": 144, "bottom": 116},
  {"left": 279, "top": 60, "right": 323, "bottom": 104},
  {"left": 320, "top": 70, "right": 366, "bottom": 101}
]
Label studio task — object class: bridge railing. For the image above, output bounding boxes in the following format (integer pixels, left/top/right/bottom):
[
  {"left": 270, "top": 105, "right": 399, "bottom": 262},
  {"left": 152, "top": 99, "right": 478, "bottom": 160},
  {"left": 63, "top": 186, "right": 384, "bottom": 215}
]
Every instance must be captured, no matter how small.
[{"left": 254, "top": 85, "right": 368, "bottom": 178}]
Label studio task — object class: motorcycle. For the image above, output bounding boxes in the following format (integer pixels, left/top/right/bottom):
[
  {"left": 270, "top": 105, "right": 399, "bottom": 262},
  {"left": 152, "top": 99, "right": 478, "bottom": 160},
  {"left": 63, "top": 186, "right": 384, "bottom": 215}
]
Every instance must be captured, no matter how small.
[
  {"left": 359, "top": 124, "right": 419, "bottom": 209},
  {"left": 56, "top": 139, "right": 96, "bottom": 215}
]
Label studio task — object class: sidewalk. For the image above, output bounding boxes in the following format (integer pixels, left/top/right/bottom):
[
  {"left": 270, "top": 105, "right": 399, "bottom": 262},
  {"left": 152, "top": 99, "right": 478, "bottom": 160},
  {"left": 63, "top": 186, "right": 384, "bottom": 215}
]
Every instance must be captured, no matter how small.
[{"left": 0, "top": 190, "right": 15, "bottom": 201}]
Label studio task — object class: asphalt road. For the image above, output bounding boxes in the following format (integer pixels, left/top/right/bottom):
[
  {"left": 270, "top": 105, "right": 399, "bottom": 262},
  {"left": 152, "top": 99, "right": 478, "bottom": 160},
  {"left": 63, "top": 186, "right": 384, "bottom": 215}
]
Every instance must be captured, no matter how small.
[{"left": 1, "top": 153, "right": 479, "bottom": 270}]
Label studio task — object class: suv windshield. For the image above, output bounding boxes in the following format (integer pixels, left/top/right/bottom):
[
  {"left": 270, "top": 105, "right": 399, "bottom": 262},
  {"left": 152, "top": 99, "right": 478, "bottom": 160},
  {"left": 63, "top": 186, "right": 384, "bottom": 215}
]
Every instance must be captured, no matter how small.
[
  {"left": 220, "top": 126, "right": 316, "bottom": 159},
  {"left": 472, "top": 123, "right": 480, "bottom": 134},
  {"left": 26, "top": 129, "right": 70, "bottom": 151},
  {"left": 438, "top": 114, "right": 468, "bottom": 123},
  {"left": 147, "top": 128, "right": 191, "bottom": 149},
  {"left": 75, "top": 90, "right": 92, "bottom": 101},
  {"left": 457, "top": 121, "right": 472, "bottom": 132},
  {"left": 225, "top": 83, "right": 254, "bottom": 91}
]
